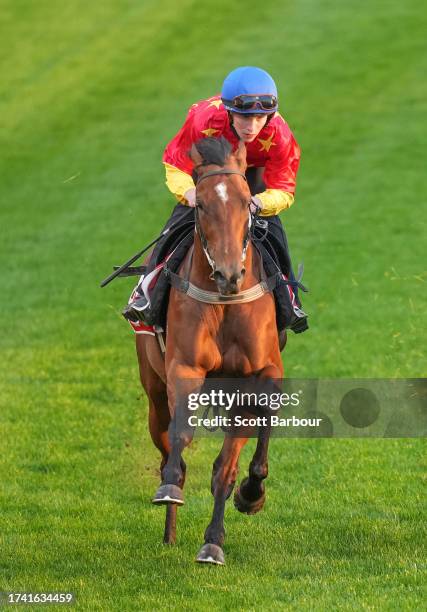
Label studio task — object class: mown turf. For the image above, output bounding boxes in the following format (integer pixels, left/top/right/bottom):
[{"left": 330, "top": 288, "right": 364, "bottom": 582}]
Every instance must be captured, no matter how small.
[{"left": 0, "top": 0, "right": 426, "bottom": 610}]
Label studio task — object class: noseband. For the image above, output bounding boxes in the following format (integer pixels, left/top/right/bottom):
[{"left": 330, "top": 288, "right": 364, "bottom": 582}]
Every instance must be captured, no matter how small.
[{"left": 194, "top": 168, "right": 251, "bottom": 275}]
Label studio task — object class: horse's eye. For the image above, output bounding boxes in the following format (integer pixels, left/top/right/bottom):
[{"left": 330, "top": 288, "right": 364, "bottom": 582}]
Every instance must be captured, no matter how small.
[{"left": 196, "top": 200, "right": 204, "bottom": 210}]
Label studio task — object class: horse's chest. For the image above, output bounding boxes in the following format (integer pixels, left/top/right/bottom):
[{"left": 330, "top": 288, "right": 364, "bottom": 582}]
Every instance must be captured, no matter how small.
[
  {"left": 221, "top": 346, "right": 249, "bottom": 373},
  {"left": 201, "top": 303, "right": 274, "bottom": 374},
  {"left": 218, "top": 335, "right": 260, "bottom": 374}
]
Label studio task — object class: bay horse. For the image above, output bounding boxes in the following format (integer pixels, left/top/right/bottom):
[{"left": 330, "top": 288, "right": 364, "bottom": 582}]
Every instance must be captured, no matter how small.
[{"left": 136, "top": 137, "right": 284, "bottom": 565}]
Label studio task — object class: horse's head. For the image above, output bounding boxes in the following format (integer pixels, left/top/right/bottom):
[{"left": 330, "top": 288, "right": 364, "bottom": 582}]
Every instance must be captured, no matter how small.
[{"left": 190, "top": 137, "right": 252, "bottom": 295}]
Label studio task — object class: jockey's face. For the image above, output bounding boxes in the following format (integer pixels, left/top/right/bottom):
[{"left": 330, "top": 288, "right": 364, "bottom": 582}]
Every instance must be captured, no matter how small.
[{"left": 231, "top": 112, "right": 268, "bottom": 142}]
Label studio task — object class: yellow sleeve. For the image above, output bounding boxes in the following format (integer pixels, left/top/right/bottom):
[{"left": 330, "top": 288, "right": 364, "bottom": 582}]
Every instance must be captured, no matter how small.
[
  {"left": 163, "top": 163, "right": 195, "bottom": 204},
  {"left": 257, "top": 190, "right": 295, "bottom": 216}
]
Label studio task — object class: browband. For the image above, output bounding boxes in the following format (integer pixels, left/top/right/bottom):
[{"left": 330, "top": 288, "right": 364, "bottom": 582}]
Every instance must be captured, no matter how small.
[{"left": 196, "top": 169, "right": 248, "bottom": 184}]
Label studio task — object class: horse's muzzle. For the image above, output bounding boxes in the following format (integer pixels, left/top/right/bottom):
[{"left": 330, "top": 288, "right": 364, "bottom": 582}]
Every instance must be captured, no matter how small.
[{"left": 213, "top": 268, "right": 245, "bottom": 295}]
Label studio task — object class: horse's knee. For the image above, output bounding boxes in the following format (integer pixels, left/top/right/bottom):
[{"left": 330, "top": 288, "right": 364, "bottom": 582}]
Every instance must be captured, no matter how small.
[
  {"left": 169, "top": 423, "right": 194, "bottom": 448},
  {"left": 170, "top": 432, "right": 193, "bottom": 449}
]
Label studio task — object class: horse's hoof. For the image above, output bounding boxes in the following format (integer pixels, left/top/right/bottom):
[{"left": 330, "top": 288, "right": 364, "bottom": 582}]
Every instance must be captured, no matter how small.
[
  {"left": 234, "top": 478, "right": 265, "bottom": 515},
  {"left": 196, "top": 543, "right": 225, "bottom": 566},
  {"left": 152, "top": 484, "right": 184, "bottom": 506}
]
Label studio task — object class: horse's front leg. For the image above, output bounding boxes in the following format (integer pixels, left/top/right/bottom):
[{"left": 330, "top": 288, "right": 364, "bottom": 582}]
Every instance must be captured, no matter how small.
[
  {"left": 234, "top": 423, "right": 270, "bottom": 514},
  {"left": 196, "top": 436, "right": 248, "bottom": 565},
  {"left": 234, "top": 368, "right": 281, "bottom": 514},
  {"left": 152, "top": 362, "right": 205, "bottom": 506}
]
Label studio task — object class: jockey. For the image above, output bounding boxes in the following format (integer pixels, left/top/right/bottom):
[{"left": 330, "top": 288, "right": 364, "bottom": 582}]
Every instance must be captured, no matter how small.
[{"left": 123, "top": 66, "right": 308, "bottom": 333}]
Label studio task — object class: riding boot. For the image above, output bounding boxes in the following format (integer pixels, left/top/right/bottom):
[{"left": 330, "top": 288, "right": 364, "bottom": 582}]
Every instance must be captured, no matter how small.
[
  {"left": 122, "top": 279, "right": 151, "bottom": 324},
  {"left": 253, "top": 216, "right": 308, "bottom": 334},
  {"left": 284, "top": 266, "right": 309, "bottom": 334}
]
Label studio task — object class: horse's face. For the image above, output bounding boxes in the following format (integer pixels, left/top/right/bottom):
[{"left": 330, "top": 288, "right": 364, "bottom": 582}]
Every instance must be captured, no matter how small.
[{"left": 191, "top": 141, "right": 252, "bottom": 295}]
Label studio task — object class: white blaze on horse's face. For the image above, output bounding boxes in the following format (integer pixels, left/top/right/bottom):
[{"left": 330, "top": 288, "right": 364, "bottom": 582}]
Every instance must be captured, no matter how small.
[{"left": 214, "top": 182, "right": 228, "bottom": 204}]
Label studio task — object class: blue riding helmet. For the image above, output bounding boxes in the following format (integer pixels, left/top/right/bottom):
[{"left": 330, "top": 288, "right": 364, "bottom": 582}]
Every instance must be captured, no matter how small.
[{"left": 221, "top": 66, "right": 278, "bottom": 114}]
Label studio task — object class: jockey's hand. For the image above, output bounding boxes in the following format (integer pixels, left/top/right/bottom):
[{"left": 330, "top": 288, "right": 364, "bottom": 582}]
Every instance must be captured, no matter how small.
[
  {"left": 184, "top": 187, "right": 197, "bottom": 207},
  {"left": 250, "top": 196, "right": 263, "bottom": 215}
]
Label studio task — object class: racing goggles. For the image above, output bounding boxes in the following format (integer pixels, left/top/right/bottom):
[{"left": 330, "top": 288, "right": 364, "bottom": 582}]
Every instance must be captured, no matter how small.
[{"left": 228, "top": 94, "right": 278, "bottom": 112}]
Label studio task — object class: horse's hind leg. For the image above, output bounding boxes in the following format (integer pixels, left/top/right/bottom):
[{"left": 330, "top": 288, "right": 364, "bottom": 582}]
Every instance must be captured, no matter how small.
[
  {"left": 234, "top": 424, "right": 271, "bottom": 515},
  {"left": 196, "top": 436, "right": 248, "bottom": 566}
]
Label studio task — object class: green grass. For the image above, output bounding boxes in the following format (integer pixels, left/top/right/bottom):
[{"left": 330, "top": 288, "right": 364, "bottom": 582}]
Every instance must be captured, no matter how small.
[{"left": 0, "top": 0, "right": 426, "bottom": 609}]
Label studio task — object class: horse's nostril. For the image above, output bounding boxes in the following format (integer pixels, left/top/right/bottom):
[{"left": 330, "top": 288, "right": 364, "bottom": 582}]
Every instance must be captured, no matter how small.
[{"left": 213, "top": 270, "right": 226, "bottom": 284}]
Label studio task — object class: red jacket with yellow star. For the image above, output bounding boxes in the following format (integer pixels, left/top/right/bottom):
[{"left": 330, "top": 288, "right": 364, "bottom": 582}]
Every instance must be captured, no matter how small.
[{"left": 162, "top": 96, "right": 301, "bottom": 216}]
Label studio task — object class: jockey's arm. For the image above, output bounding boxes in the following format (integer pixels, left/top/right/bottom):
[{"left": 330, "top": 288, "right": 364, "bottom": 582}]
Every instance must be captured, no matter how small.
[
  {"left": 254, "top": 190, "right": 295, "bottom": 217},
  {"left": 163, "top": 163, "right": 195, "bottom": 205},
  {"left": 257, "top": 116, "right": 300, "bottom": 216},
  {"left": 163, "top": 102, "right": 202, "bottom": 206}
]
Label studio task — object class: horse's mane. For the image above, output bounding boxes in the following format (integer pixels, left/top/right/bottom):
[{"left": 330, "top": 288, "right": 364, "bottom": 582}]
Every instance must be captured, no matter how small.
[{"left": 194, "top": 136, "right": 232, "bottom": 166}]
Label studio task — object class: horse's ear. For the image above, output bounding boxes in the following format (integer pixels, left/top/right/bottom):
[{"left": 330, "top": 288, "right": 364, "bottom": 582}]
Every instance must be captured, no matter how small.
[
  {"left": 189, "top": 143, "right": 203, "bottom": 167},
  {"left": 234, "top": 139, "right": 247, "bottom": 169}
]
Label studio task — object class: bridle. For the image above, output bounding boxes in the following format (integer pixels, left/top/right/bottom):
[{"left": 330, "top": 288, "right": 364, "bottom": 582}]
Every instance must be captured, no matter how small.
[
  {"left": 194, "top": 167, "right": 252, "bottom": 276},
  {"left": 195, "top": 168, "right": 247, "bottom": 184},
  {"left": 163, "top": 165, "right": 282, "bottom": 305}
]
